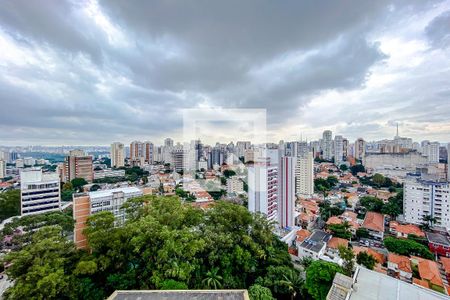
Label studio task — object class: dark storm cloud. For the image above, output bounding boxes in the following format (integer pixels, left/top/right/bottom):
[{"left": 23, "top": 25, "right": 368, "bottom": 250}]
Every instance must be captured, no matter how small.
[{"left": 0, "top": 0, "right": 449, "bottom": 144}]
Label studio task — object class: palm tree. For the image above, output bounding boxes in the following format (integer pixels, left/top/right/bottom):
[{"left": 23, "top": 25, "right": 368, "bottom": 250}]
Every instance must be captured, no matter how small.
[
  {"left": 280, "top": 270, "right": 304, "bottom": 300},
  {"left": 202, "top": 267, "right": 223, "bottom": 289},
  {"left": 421, "top": 214, "right": 437, "bottom": 230}
]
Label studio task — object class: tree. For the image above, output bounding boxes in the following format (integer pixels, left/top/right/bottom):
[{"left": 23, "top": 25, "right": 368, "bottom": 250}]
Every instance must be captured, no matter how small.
[
  {"left": 3, "top": 226, "right": 78, "bottom": 300},
  {"left": 62, "top": 182, "right": 73, "bottom": 191},
  {"left": 356, "top": 252, "right": 377, "bottom": 270},
  {"left": 350, "top": 164, "right": 365, "bottom": 176},
  {"left": 359, "top": 196, "right": 384, "bottom": 213},
  {"left": 326, "top": 176, "right": 339, "bottom": 188},
  {"left": 159, "top": 279, "right": 188, "bottom": 290},
  {"left": 421, "top": 214, "right": 437, "bottom": 230},
  {"left": 338, "top": 246, "right": 355, "bottom": 276},
  {"left": 71, "top": 178, "right": 88, "bottom": 192},
  {"left": 305, "top": 260, "right": 343, "bottom": 300},
  {"left": 381, "top": 199, "right": 401, "bottom": 219},
  {"left": 0, "top": 190, "right": 20, "bottom": 222},
  {"left": 248, "top": 284, "right": 275, "bottom": 300},
  {"left": 202, "top": 268, "right": 223, "bottom": 289},
  {"left": 319, "top": 201, "right": 344, "bottom": 222},
  {"left": 355, "top": 228, "right": 370, "bottom": 239},
  {"left": 223, "top": 169, "right": 236, "bottom": 178},
  {"left": 327, "top": 222, "right": 352, "bottom": 240},
  {"left": 372, "top": 173, "right": 385, "bottom": 187},
  {"left": 339, "top": 164, "right": 348, "bottom": 172},
  {"left": 90, "top": 184, "right": 101, "bottom": 192},
  {"left": 383, "top": 236, "right": 433, "bottom": 260}
]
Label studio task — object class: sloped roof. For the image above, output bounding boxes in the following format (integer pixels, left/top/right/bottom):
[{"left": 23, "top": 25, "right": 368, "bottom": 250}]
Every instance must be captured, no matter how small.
[
  {"left": 327, "top": 237, "right": 349, "bottom": 249},
  {"left": 388, "top": 253, "right": 412, "bottom": 273},
  {"left": 362, "top": 212, "right": 384, "bottom": 232}
]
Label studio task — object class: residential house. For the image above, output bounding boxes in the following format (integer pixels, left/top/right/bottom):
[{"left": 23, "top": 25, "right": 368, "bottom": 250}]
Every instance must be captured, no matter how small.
[
  {"left": 352, "top": 246, "right": 385, "bottom": 266},
  {"left": 411, "top": 256, "right": 445, "bottom": 294},
  {"left": 298, "top": 230, "right": 331, "bottom": 260},
  {"left": 387, "top": 253, "right": 412, "bottom": 282},
  {"left": 440, "top": 257, "right": 450, "bottom": 283},
  {"left": 326, "top": 237, "right": 349, "bottom": 259},
  {"left": 362, "top": 212, "right": 385, "bottom": 240},
  {"left": 390, "top": 221, "right": 425, "bottom": 238},
  {"left": 426, "top": 232, "right": 450, "bottom": 257}
]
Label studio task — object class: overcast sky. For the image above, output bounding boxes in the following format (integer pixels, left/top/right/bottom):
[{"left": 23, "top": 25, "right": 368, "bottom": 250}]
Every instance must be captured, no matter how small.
[{"left": 1, "top": 0, "right": 450, "bottom": 146}]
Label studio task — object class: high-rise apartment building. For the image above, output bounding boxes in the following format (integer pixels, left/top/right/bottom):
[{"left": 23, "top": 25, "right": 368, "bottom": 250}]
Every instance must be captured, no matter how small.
[
  {"left": 110, "top": 142, "right": 125, "bottom": 168},
  {"left": 355, "top": 138, "right": 366, "bottom": 161},
  {"left": 278, "top": 156, "right": 296, "bottom": 228},
  {"left": 423, "top": 141, "right": 440, "bottom": 163},
  {"left": 248, "top": 150, "right": 278, "bottom": 222},
  {"left": 334, "top": 135, "right": 344, "bottom": 165},
  {"left": 296, "top": 152, "right": 314, "bottom": 197},
  {"left": 226, "top": 176, "right": 244, "bottom": 194},
  {"left": 73, "top": 187, "right": 143, "bottom": 249},
  {"left": 144, "top": 141, "right": 154, "bottom": 164},
  {"left": 322, "top": 130, "right": 333, "bottom": 161},
  {"left": 20, "top": 168, "right": 60, "bottom": 216},
  {"left": 0, "top": 160, "right": 5, "bottom": 179},
  {"left": 130, "top": 141, "right": 144, "bottom": 161},
  {"left": 63, "top": 150, "right": 93, "bottom": 182},
  {"left": 448, "top": 143, "right": 450, "bottom": 182},
  {"left": 404, "top": 175, "right": 450, "bottom": 231},
  {"left": 342, "top": 138, "right": 349, "bottom": 159}
]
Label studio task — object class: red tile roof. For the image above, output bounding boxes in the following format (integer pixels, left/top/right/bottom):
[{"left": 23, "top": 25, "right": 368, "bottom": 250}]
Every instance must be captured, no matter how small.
[
  {"left": 416, "top": 257, "right": 444, "bottom": 288},
  {"left": 413, "top": 278, "right": 429, "bottom": 289},
  {"left": 362, "top": 212, "right": 384, "bottom": 232},
  {"left": 388, "top": 253, "right": 412, "bottom": 273},
  {"left": 296, "top": 229, "right": 311, "bottom": 242},
  {"left": 440, "top": 257, "right": 450, "bottom": 275},
  {"left": 390, "top": 221, "right": 425, "bottom": 237},
  {"left": 327, "top": 237, "right": 349, "bottom": 249},
  {"left": 353, "top": 246, "right": 385, "bottom": 264}
]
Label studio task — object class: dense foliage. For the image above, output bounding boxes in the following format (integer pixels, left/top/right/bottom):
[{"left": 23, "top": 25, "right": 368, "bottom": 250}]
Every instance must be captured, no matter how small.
[
  {"left": 383, "top": 236, "right": 433, "bottom": 260},
  {"left": 319, "top": 201, "right": 344, "bottom": 222},
  {"left": 2, "top": 196, "right": 302, "bottom": 300},
  {"left": 305, "top": 260, "right": 343, "bottom": 300},
  {"left": 0, "top": 190, "right": 20, "bottom": 222},
  {"left": 356, "top": 252, "right": 376, "bottom": 270}
]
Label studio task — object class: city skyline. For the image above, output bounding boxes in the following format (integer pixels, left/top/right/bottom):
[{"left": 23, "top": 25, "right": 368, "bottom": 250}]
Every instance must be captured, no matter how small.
[{"left": 1, "top": 1, "right": 450, "bottom": 145}]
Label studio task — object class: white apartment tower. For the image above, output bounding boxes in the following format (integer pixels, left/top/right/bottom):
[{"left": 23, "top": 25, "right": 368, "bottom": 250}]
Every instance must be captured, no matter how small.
[
  {"left": 404, "top": 175, "right": 450, "bottom": 230},
  {"left": 20, "top": 168, "right": 61, "bottom": 216},
  {"left": 322, "top": 130, "right": 333, "bottom": 161},
  {"left": 334, "top": 135, "right": 344, "bottom": 165},
  {"left": 111, "top": 142, "right": 125, "bottom": 168},
  {"left": 448, "top": 143, "right": 450, "bottom": 182},
  {"left": 296, "top": 152, "right": 314, "bottom": 197},
  {"left": 278, "top": 156, "right": 296, "bottom": 228},
  {"left": 248, "top": 150, "right": 279, "bottom": 221},
  {"left": 423, "top": 141, "right": 440, "bottom": 163},
  {"left": 0, "top": 160, "right": 5, "bottom": 179}
]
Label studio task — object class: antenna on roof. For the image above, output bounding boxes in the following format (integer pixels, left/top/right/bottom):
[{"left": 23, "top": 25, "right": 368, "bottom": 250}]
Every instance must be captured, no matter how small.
[{"left": 396, "top": 122, "right": 399, "bottom": 138}]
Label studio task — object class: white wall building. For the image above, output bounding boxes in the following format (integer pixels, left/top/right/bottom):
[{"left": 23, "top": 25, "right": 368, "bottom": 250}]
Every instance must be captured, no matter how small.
[
  {"left": 295, "top": 152, "right": 314, "bottom": 197},
  {"left": 248, "top": 152, "right": 278, "bottom": 222},
  {"left": 322, "top": 130, "right": 333, "bottom": 161},
  {"left": 423, "top": 141, "right": 440, "bottom": 163},
  {"left": 334, "top": 135, "right": 344, "bottom": 165},
  {"left": 226, "top": 176, "right": 244, "bottom": 194},
  {"left": 0, "top": 160, "right": 6, "bottom": 179},
  {"left": 355, "top": 138, "right": 366, "bottom": 160},
  {"left": 404, "top": 175, "right": 450, "bottom": 230},
  {"left": 278, "top": 156, "right": 296, "bottom": 228},
  {"left": 20, "top": 168, "right": 61, "bottom": 216},
  {"left": 111, "top": 142, "right": 125, "bottom": 168}
]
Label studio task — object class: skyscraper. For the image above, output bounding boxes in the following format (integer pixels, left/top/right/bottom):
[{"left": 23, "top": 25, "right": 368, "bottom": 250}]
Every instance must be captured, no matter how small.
[
  {"left": 0, "top": 159, "right": 5, "bottom": 179},
  {"left": 110, "top": 142, "right": 125, "bottom": 168},
  {"left": 355, "top": 138, "right": 366, "bottom": 161},
  {"left": 334, "top": 135, "right": 344, "bottom": 165},
  {"left": 296, "top": 152, "right": 314, "bottom": 197},
  {"left": 63, "top": 150, "right": 93, "bottom": 182},
  {"left": 144, "top": 141, "right": 154, "bottom": 164},
  {"left": 248, "top": 150, "right": 278, "bottom": 222},
  {"left": 130, "top": 141, "right": 144, "bottom": 161},
  {"left": 278, "top": 156, "right": 296, "bottom": 228},
  {"left": 322, "top": 130, "right": 333, "bottom": 161}
]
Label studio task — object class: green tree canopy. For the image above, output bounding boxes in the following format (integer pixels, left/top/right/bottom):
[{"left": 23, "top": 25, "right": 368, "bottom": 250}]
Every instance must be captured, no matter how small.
[
  {"left": 248, "top": 284, "right": 274, "bottom": 300},
  {"left": 356, "top": 252, "right": 377, "bottom": 270},
  {"left": 0, "top": 189, "right": 20, "bottom": 222},
  {"left": 359, "top": 196, "right": 384, "bottom": 213},
  {"left": 305, "top": 260, "right": 343, "bottom": 300},
  {"left": 383, "top": 236, "right": 433, "bottom": 260},
  {"left": 71, "top": 178, "right": 88, "bottom": 192}
]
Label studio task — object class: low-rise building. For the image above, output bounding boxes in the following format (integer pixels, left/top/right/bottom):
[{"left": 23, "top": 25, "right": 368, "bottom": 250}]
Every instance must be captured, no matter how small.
[
  {"left": 389, "top": 221, "right": 425, "bottom": 238},
  {"left": 411, "top": 256, "right": 445, "bottom": 294},
  {"left": 426, "top": 232, "right": 450, "bottom": 257},
  {"left": 93, "top": 169, "right": 126, "bottom": 179},
  {"left": 325, "top": 237, "right": 349, "bottom": 259},
  {"left": 387, "top": 253, "right": 412, "bottom": 282},
  {"left": 226, "top": 176, "right": 244, "bottom": 194},
  {"left": 297, "top": 230, "right": 331, "bottom": 260},
  {"left": 361, "top": 212, "right": 384, "bottom": 240}
]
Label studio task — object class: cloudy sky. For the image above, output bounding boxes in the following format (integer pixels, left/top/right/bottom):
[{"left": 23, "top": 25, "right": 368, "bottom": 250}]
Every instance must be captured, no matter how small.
[{"left": 1, "top": 0, "right": 449, "bottom": 146}]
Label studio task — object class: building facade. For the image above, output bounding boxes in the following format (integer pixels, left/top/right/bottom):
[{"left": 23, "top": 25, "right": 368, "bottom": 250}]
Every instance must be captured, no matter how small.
[
  {"left": 278, "top": 156, "right": 296, "bottom": 228},
  {"left": 322, "top": 130, "right": 333, "bottom": 161},
  {"left": 110, "top": 142, "right": 125, "bottom": 168},
  {"left": 295, "top": 152, "right": 314, "bottom": 197},
  {"left": 20, "top": 168, "right": 61, "bottom": 216},
  {"left": 63, "top": 151, "right": 93, "bottom": 183},
  {"left": 404, "top": 175, "right": 450, "bottom": 230}
]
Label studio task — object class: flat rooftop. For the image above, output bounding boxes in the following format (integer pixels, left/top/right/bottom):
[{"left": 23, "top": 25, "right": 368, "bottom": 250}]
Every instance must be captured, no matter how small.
[
  {"left": 107, "top": 290, "right": 249, "bottom": 300},
  {"left": 350, "top": 267, "right": 448, "bottom": 300},
  {"left": 89, "top": 187, "right": 142, "bottom": 199}
]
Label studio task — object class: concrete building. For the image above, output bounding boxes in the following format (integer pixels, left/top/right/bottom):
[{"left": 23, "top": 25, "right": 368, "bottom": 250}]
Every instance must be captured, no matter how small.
[
  {"left": 73, "top": 187, "right": 143, "bottom": 249},
  {"left": 110, "top": 142, "right": 125, "bottom": 168},
  {"left": 363, "top": 151, "right": 428, "bottom": 178},
  {"left": 297, "top": 230, "right": 331, "bottom": 260},
  {"left": 334, "top": 135, "right": 344, "bottom": 165},
  {"left": 226, "top": 176, "right": 244, "bottom": 194},
  {"left": 295, "top": 152, "right": 314, "bottom": 197},
  {"left": 15, "top": 158, "right": 24, "bottom": 168},
  {"left": 0, "top": 160, "right": 5, "bottom": 179},
  {"left": 322, "top": 130, "right": 333, "bottom": 161},
  {"left": 423, "top": 141, "right": 440, "bottom": 163},
  {"left": 448, "top": 143, "right": 450, "bottom": 182},
  {"left": 354, "top": 138, "right": 366, "bottom": 161},
  {"left": 278, "top": 156, "right": 296, "bottom": 228},
  {"left": 404, "top": 175, "right": 450, "bottom": 230},
  {"left": 93, "top": 169, "right": 126, "bottom": 180},
  {"left": 144, "top": 141, "right": 154, "bottom": 164},
  {"left": 20, "top": 168, "right": 60, "bottom": 216},
  {"left": 248, "top": 154, "right": 278, "bottom": 222},
  {"left": 63, "top": 150, "right": 93, "bottom": 183}
]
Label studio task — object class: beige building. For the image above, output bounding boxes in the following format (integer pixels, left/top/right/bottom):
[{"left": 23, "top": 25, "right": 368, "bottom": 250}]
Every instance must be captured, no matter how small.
[
  {"left": 0, "top": 159, "right": 5, "bottom": 179},
  {"left": 63, "top": 150, "right": 93, "bottom": 182},
  {"left": 226, "top": 176, "right": 244, "bottom": 194},
  {"left": 110, "top": 142, "right": 125, "bottom": 168},
  {"left": 296, "top": 152, "right": 314, "bottom": 197}
]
